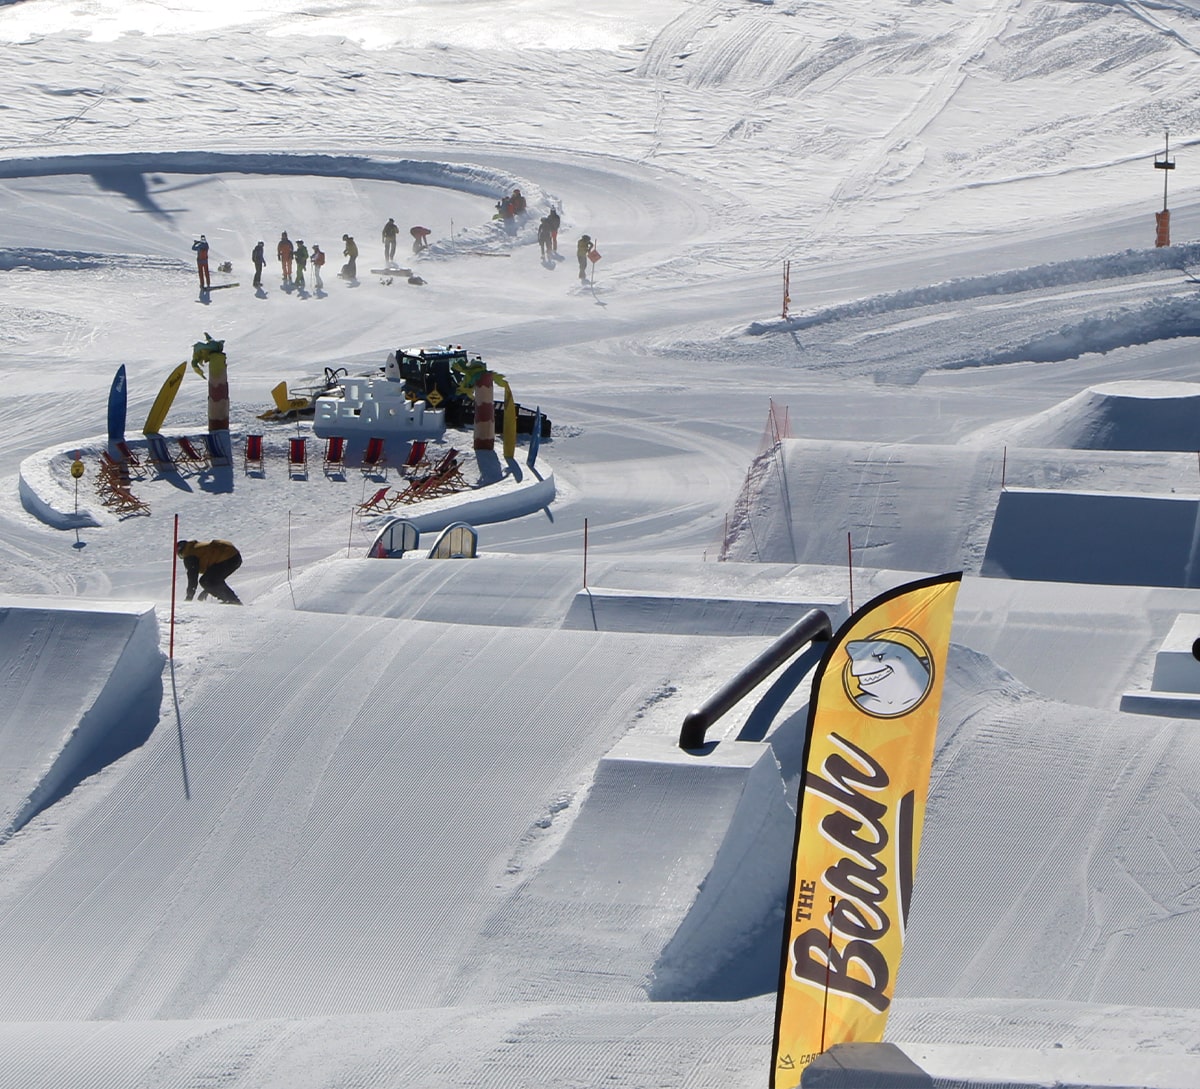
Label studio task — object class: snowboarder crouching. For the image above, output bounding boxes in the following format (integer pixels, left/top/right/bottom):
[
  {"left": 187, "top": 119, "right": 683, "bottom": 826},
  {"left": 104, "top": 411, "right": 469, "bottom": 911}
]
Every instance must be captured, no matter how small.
[
  {"left": 410, "top": 225, "right": 431, "bottom": 253},
  {"left": 177, "top": 539, "right": 243, "bottom": 605}
]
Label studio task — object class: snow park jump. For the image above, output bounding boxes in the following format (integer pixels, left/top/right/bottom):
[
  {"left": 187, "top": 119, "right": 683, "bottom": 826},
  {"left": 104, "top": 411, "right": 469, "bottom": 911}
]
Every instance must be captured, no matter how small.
[{"left": 12, "top": 13, "right": 1200, "bottom": 1083}]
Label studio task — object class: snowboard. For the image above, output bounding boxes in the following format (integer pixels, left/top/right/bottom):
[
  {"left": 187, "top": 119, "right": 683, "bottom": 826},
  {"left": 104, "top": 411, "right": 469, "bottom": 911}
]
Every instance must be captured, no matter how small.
[
  {"left": 204, "top": 283, "right": 240, "bottom": 291},
  {"left": 370, "top": 268, "right": 412, "bottom": 276}
]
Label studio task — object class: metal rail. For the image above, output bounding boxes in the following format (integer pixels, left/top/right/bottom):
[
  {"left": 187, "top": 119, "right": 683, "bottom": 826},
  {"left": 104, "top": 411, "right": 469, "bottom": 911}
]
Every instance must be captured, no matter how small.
[{"left": 679, "top": 608, "right": 832, "bottom": 751}]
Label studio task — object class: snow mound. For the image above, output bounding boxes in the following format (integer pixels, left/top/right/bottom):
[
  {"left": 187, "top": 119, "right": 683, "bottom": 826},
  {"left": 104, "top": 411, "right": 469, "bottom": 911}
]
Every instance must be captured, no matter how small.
[{"left": 963, "top": 381, "right": 1200, "bottom": 452}]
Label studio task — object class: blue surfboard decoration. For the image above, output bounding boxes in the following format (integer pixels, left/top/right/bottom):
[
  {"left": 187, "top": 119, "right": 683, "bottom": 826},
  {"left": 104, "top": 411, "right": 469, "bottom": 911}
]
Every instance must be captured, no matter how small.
[{"left": 107, "top": 365, "right": 128, "bottom": 444}]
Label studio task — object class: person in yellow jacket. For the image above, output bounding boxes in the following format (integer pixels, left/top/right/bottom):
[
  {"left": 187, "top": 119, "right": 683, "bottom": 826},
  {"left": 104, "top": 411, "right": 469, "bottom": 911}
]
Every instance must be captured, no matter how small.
[{"left": 177, "top": 539, "right": 243, "bottom": 604}]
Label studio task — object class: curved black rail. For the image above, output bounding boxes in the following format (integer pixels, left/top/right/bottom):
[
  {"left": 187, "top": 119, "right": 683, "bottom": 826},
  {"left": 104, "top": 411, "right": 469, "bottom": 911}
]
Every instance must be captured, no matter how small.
[{"left": 679, "top": 608, "right": 832, "bottom": 751}]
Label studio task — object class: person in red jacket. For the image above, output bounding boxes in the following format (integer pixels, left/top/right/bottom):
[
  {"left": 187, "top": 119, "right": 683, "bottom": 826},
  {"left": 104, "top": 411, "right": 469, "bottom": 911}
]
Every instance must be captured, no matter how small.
[{"left": 177, "top": 539, "right": 243, "bottom": 604}]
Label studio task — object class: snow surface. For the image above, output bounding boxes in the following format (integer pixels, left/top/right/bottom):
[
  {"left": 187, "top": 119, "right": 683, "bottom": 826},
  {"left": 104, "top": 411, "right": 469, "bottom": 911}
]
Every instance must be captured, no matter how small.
[{"left": 4, "top": 1, "right": 1200, "bottom": 1086}]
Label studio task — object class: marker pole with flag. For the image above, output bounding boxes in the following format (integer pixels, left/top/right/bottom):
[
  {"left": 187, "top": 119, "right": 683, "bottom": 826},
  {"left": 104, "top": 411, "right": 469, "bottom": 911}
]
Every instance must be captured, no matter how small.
[
  {"left": 588, "top": 239, "right": 602, "bottom": 284},
  {"left": 770, "top": 572, "right": 961, "bottom": 1087}
]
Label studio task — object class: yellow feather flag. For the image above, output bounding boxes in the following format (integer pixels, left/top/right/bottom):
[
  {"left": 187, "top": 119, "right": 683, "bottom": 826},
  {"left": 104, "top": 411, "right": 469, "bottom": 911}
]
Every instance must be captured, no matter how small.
[{"left": 770, "top": 573, "right": 961, "bottom": 1087}]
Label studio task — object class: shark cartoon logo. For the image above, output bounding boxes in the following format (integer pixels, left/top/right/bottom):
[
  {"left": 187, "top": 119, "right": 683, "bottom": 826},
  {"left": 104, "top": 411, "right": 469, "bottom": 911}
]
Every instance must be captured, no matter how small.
[{"left": 842, "top": 627, "right": 933, "bottom": 718}]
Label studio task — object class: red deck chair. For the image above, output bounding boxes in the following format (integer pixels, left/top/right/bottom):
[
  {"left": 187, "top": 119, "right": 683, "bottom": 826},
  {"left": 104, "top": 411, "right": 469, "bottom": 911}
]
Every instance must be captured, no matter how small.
[
  {"left": 175, "top": 436, "right": 209, "bottom": 470},
  {"left": 355, "top": 486, "right": 392, "bottom": 515},
  {"left": 114, "top": 440, "right": 145, "bottom": 478},
  {"left": 244, "top": 433, "right": 265, "bottom": 473},
  {"left": 399, "top": 439, "right": 429, "bottom": 475},
  {"left": 288, "top": 436, "right": 308, "bottom": 478},
  {"left": 360, "top": 436, "right": 388, "bottom": 478},
  {"left": 323, "top": 435, "right": 346, "bottom": 476}
]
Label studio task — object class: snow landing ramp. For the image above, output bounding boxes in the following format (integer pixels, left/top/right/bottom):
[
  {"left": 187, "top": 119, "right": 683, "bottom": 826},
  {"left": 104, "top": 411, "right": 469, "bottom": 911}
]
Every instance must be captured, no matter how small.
[
  {"left": 0, "top": 597, "right": 162, "bottom": 841},
  {"left": 982, "top": 488, "right": 1200, "bottom": 587}
]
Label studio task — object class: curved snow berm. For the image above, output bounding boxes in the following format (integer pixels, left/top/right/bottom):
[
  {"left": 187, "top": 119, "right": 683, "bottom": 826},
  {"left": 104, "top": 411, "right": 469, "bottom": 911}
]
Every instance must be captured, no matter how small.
[
  {"left": 964, "top": 381, "right": 1200, "bottom": 452},
  {"left": 0, "top": 597, "right": 162, "bottom": 841}
]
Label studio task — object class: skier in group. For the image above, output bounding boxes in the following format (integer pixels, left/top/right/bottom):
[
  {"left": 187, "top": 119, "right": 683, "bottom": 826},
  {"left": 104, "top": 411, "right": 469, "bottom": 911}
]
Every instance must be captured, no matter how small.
[
  {"left": 342, "top": 234, "right": 358, "bottom": 279},
  {"left": 294, "top": 239, "right": 309, "bottom": 290},
  {"left": 277, "top": 231, "right": 294, "bottom": 282},
  {"left": 546, "top": 206, "right": 561, "bottom": 254},
  {"left": 177, "top": 538, "right": 243, "bottom": 605},
  {"left": 537, "top": 217, "right": 552, "bottom": 261},
  {"left": 192, "top": 234, "right": 211, "bottom": 290},
  {"left": 311, "top": 243, "right": 325, "bottom": 290},
  {"left": 251, "top": 240, "right": 265, "bottom": 288},
  {"left": 410, "top": 225, "right": 431, "bottom": 253},
  {"left": 577, "top": 234, "right": 594, "bottom": 281},
  {"left": 382, "top": 217, "right": 399, "bottom": 264}
]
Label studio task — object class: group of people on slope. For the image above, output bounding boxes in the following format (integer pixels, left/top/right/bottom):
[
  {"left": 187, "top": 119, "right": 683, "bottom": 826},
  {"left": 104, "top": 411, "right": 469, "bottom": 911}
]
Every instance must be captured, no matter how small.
[{"left": 257, "top": 232, "right": 347, "bottom": 290}]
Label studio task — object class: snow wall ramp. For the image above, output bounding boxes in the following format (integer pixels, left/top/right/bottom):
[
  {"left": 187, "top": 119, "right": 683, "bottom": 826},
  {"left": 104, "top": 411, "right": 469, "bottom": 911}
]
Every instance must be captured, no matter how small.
[
  {"left": 453, "top": 736, "right": 794, "bottom": 1004},
  {"left": 0, "top": 597, "right": 162, "bottom": 840},
  {"left": 982, "top": 488, "right": 1200, "bottom": 587}
]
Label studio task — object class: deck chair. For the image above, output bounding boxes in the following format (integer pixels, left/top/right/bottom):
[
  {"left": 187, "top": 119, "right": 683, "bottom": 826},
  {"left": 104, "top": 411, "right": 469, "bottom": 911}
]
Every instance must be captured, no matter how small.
[
  {"left": 98, "top": 451, "right": 132, "bottom": 491},
  {"left": 114, "top": 441, "right": 145, "bottom": 478},
  {"left": 288, "top": 436, "right": 308, "bottom": 478},
  {"left": 203, "top": 432, "right": 231, "bottom": 466},
  {"left": 244, "top": 433, "right": 265, "bottom": 474},
  {"left": 355, "top": 486, "right": 393, "bottom": 515},
  {"left": 146, "top": 433, "right": 178, "bottom": 476},
  {"left": 399, "top": 439, "right": 429, "bottom": 475},
  {"left": 360, "top": 436, "right": 388, "bottom": 478},
  {"left": 323, "top": 435, "right": 347, "bottom": 476},
  {"left": 175, "top": 436, "right": 210, "bottom": 470}
]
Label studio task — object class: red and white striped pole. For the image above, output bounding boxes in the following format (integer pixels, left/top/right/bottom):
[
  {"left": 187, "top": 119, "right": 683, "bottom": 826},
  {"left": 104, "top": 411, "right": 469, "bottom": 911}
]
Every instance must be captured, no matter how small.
[{"left": 474, "top": 371, "right": 495, "bottom": 452}]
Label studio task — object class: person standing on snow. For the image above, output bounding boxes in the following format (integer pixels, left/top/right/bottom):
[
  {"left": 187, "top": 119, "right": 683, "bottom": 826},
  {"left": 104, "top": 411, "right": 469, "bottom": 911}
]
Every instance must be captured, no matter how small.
[
  {"left": 311, "top": 243, "right": 325, "bottom": 290},
  {"left": 546, "top": 206, "right": 561, "bottom": 254},
  {"left": 342, "top": 234, "right": 359, "bottom": 279},
  {"left": 577, "top": 234, "right": 594, "bottom": 281},
  {"left": 294, "top": 240, "right": 309, "bottom": 290},
  {"left": 192, "top": 234, "right": 211, "bottom": 290},
  {"left": 251, "top": 240, "right": 266, "bottom": 288},
  {"left": 177, "top": 538, "right": 243, "bottom": 605},
  {"left": 537, "top": 218, "right": 552, "bottom": 261},
  {"left": 277, "top": 231, "right": 294, "bottom": 282},
  {"left": 382, "top": 218, "right": 399, "bottom": 264}
]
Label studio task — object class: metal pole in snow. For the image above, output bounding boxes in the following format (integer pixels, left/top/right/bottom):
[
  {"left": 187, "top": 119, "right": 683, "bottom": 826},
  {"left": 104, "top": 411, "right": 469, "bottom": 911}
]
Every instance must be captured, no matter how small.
[
  {"left": 170, "top": 513, "right": 179, "bottom": 660},
  {"left": 1002, "top": 445, "right": 1007, "bottom": 491},
  {"left": 847, "top": 532, "right": 854, "bottom": 614},
  {"left": 347, "top": 510, "right": 355, "bottom": 558},
  {"left": 288, "top": 510, "right": 292, "bottom": 584},
  {"left": 819, "top": 894, "right": 836, "bottom": 1053},
  {"left": 583, "top": 517, "right": 589, "bottom": 589}
]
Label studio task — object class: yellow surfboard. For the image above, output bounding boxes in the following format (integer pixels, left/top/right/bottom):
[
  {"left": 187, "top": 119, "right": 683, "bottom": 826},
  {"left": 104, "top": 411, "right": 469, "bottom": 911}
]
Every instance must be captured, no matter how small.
[{"left": 142, "top": 361, "right": 188, "bottom": 436}]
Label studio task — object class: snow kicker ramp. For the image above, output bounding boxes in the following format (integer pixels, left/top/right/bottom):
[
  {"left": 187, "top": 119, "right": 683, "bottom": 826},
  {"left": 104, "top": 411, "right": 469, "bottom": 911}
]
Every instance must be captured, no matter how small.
[
  {"left": 982, "top": 487, "right": 1200, "bottom": 587},
  {"left": 0, "top": 596, "right": 161, "bottom": 842},
  {"left": 0, "top": 606, "right": 778, "bottom": 1020}
]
